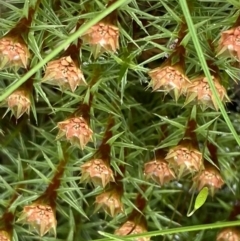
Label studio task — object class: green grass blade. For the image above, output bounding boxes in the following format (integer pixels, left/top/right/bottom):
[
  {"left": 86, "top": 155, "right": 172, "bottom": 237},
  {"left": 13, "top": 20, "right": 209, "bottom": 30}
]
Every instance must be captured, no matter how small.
[
  {"left": 94, "top": 220, "right": 240, "bottom": 241},
  {"left": 179, "top": 0, "right": 240, "bottom": 146},
  {"left": 0, "top": 0, "right": 130, "bottom": 102}
]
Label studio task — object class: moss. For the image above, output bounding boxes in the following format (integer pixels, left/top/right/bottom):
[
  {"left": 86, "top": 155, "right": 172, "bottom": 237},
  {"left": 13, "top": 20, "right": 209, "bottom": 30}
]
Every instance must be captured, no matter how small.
[{"left": 0, "top": 0, "right": 240, "bottom": 240}]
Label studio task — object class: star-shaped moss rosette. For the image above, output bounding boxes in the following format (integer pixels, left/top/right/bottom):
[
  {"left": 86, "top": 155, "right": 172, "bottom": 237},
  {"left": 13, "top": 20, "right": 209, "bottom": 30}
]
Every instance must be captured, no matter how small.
[
  {"left": 42, "top": 56, "right": 86, "bottom": 92},
  {"left": 0, "top": 230, "right": 11, "bottom": 241},
  {"left": 165, "top": 142, "right": 203, "bottom": 178},
  {"left": 165, "top": 119, "right": 204, "bottom": 178},
  {"left": 216, "top": 228, "right": 240, "bottom": 241},
  {"left": 6, "top": 88, "right": 31, "bottom": 119},
  {"left": 95, "top": 189, "right": 124, "bottom": 217},
  {"left": 80, "top": 158, "right": 115, "bottom": 188},
  {"left": 218, "top": 26, "right": 240, "bottom": 61},
  {"left": 148, "top": 65, "right": 190, "bottom": 101},
  {"left": 184, "top": 75, "right": 229, "bottom": 110},
  {"left": 144, "top": 158, "right": 176, "bottom": 186},
  {"left": 192, "top": 165, "right": 224, "bottom": 197},
  {"left": 115, "top": 220, "right": 150, "bottom": 241},
  {"left": 81, "top": 21, "right": 119, "bottom": 58},
  {"left": 18, "top": 203, "right": 57, "bottom": 237},
  {"left": 0, "top": 36, "right": 30, "bottom": 70},
  {"left": 57, "top": 117, "right": 93, "bottom": 150}
]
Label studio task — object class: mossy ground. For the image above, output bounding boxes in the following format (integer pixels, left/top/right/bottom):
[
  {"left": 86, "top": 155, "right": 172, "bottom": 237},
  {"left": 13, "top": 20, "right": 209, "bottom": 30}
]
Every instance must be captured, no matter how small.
[{"left": 0, "top": 1, "right": 240, "bottom": 240}]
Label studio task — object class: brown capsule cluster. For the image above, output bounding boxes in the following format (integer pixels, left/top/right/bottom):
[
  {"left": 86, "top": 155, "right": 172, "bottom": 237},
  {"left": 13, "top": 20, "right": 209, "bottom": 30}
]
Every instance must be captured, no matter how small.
[
  {"left": 148, "top": 65, "right": 190, "bottom": 101},
  {"left": 115, "top": 220, "right": 150, "bottom": 241},
  {"left": 218, "top": 26, "right": 240, "bottom": 61},
  {"left": 144, "top": 158, "right": 175, "bottom": 186},
  {"left": 0, "top": 36, "right": 30, "bottom": 69},
  {"left": 165, "top": 143, "right": 203, "bottom": 178},
  {"left": 42, "top": 56, "right": 86, "bottom": 92},
  {"left": 81, "top": 21, "right": 119, "bottom": 58},
  {"left": 193, "top": 165, "right": 224, "bottom": 196},
  {"left": 0, "top": 231, "right": 10, "bottom": 241},
  {"left": 149, "top": 66, "right": 229, "bottom": 110},
  {"left": 185, "top": 76, "right": 229, "bottom": 110},
  {"left": 7, "top": 89, "right": 31, "bottom": 119},
  {"left": 95, "top": 189, "right": 123, "bottom": 217},
  {"left": 57, "top": 117, "right": 93, "bottom": 150},
  {"left": 217, "top": 228, "right": 240, "bottom": 241},
  {"left": 80, "top": 159, "right": 114, "bottom": 187},
  {"left": 18, "top": 203, "right": 57, "bottom": 237},
  {"left": 144, "top": 147, "right": 224, "bottom": 195}
]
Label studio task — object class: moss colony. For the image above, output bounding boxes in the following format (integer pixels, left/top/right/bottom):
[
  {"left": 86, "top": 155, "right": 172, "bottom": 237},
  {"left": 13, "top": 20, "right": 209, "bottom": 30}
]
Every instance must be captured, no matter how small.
[{"left": 0, "top": 0, "right": 240, "bottom": 241}]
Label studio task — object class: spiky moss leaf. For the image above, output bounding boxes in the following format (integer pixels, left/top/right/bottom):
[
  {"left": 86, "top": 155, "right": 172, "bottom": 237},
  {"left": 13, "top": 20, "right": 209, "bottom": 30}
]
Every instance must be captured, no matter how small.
[
  {"left": 0, "top": 0, "right": 130, "bottom": 102},
  {"left": 1, "top": 0, "right": 240, "bottom": 240},
  {"left": 179, "top": 0, "right": 240, "bottom": 146}
]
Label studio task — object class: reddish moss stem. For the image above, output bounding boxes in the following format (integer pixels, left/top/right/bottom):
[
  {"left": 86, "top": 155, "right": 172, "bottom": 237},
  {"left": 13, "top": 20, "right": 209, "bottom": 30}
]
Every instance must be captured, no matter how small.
[
  {"left": 64, "top": 42, "right": 82, "bottom": 58},
  {"left": 135, "top": 193, "right": 147, "bottom": 212},
  {"left": 229, "top": 201, "right": 240, "bottom": 221},
  {"left": 63, "top": 18, "right": 83, "bottom": 63},
  {"left": 37, "top": 156, "right": 68, "bottom": 208},
  {"left": 166, "top": 21, "right": 187, "bottom": 68},
  {"left": 206, "top": 39, "right": 221, "bottom": 78},
  {"left": 0, "top": 166, "right": 28, "bottom": 233},
  {"left": 21, "top": 73, "right": 34, "bottom": 92},
  {"left": 75, "top": 67, "right": 101, "bottom": 120},
  {"left": 128, "top": 186, "right": 147, "bottom": 225},
  {"left": 75, "top": 93, "right": 93, "bottom": 124},
  {"left": 96, "top": 116, "right": 115, "bottom": 161},
  {"left": 104, "top": 0, "right": 118, "bottom": 24},
  {"left": 155, "top": 149, "right": 167, "bottom": 159},
  {"left": 52, "top": 0, "right": 61, "bottom": 12},
  {"left": 101, "top": 117, "right": 115, "bottom": 146},
  {"left": 8, "top": 0, "right": 41, "bottom": 36},
  {"left": 181, "top": 119, "right": 198, "bottom": 147},
  {"left": 134, "top": 186, "right": 147, "bottom": 212},
  {"left": 110, "top": 165, "right": 125, "bottom": 195},
  {"left": 233, "top": 13, "right": 240, "bottom": 28},
  {"left": 1, "top": 212, "right": 14, "bottom": 235},
  {"left": 207, "top": 142, "right": 219, "bottom": 166}
]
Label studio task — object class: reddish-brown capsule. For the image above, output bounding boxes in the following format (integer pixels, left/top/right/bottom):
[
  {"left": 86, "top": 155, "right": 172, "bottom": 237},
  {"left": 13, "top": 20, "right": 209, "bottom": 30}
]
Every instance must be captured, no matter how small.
[
  {"left": 0, "top": 230, "right": 11, "bottom": 241},
  {"left": 165, "top": 143, "right": 203, "bottom": 177},
  {"left": 0, "top": 36, "right": 30, "bottom": 69},
  {"left": 42, "top": 56, "right": 86, "bottom": 92},
  {"left": 144, "top": 159, "right": 175, "bottom": 185},
  {"left": 57, "top": 117, "right": 93, "bottom": 149},
  {"left": 7, "top": 89, "right": 31, "bottom": 119},
  {"left": 218, "top": 26, "right": 240, "bottom": 61},
  {"left": 193, "top": 165, "right": 224, "bottom": 196},
  {"left": 18, "top": 203, "right": 57, "bottom": 237},
  {"left": 95, "top": 189, "right": 123, "bottom": 217},
  {"left": 115, "top": 220, "right": 150, "bottom": 241},
  {"left": 217, "top": 228, "right": 240, "bottom": 241},
  {"left": 80, "top": 159, "right": 114, "bottom": 187},
  {"left": 81, "top": 21, "right": 119, "bottom": 58},
  {"left": 148, "top": 65, "right": 190, "bottom": 101},
  {"left": 185, "top": 76, "right": 229, "bottom": 110}
]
